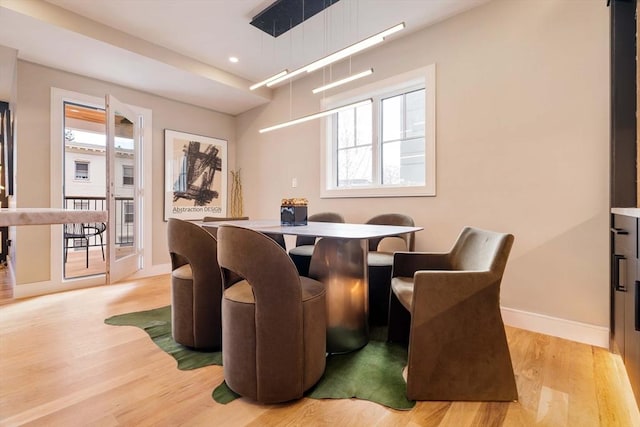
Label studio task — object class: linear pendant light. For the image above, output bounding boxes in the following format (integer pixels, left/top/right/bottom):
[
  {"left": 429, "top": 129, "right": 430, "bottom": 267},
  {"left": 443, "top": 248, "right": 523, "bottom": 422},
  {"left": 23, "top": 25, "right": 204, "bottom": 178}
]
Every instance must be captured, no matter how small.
[
  {"left": 262, "top": 22, "right": 405, "bottom": 88},
  {"left": 250, "top": 70, "right": 288, "bottom": 90},
  {"left": 259, "top": 99, "right": 372, "bottom": 133},
  {"left": 266, "top": 67, "right": 308, "bottom": 88},
  {"left": 312, "top": 68, "right": 373, "bottom": 94}
]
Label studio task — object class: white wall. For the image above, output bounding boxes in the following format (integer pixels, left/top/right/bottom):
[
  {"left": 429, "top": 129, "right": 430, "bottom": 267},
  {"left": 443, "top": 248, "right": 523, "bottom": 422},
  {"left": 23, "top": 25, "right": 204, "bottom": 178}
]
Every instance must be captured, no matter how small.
[
  {"left": 64, "top": 149, "right": 107, "bottom": 197},
  {"left": 236, "top": 0, "right": 610, "bottom": 336},
  {"left": 14, "top": 60, "right": 236, "bottom": 285},
  {"left": 64, "top": 148, "right": 134, "bottom": 198}
]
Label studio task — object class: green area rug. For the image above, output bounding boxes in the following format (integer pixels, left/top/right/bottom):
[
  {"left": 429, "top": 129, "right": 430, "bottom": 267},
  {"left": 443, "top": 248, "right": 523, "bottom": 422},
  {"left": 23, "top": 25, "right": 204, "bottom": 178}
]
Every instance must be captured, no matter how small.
[
  {"left": 104, "top": 306, "right": 222, "bottom": 370},
  {"left": 105, "top": 306, "right": 414, "bottom": 410}
]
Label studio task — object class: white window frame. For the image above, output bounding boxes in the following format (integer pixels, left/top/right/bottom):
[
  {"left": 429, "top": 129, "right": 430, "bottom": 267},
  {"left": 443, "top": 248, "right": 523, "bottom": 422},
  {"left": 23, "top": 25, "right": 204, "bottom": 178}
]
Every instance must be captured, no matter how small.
[
  {"left": 320, "top": 65, "right": 436, "bottom": 198},
  {"left": 74, "top": 160, "right": 90, "bottom": 181}
]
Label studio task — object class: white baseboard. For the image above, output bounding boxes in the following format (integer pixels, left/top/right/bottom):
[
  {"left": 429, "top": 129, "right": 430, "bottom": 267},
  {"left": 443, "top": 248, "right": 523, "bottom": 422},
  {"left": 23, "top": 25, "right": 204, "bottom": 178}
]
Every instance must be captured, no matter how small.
[
  {"left": 501, "top": 306, "right": 609, "bottom": 349},
  {"left": 14, "top": 275, "right": 105, "bottom": 299},
  {"left": 13, "top": 263, "right": 172, "bottom": 299},
  {"left": 129, "top": 262, "right": 171, "bottom": 279}
]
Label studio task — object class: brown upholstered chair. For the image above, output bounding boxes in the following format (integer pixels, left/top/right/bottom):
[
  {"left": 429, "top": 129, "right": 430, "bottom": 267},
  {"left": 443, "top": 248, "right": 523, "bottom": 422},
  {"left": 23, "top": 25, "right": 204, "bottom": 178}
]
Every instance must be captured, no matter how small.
[
  {"left": 216, "top": 224, "right": 327, "bottom": 403},
  {"left": 365, "top": 213, "right": 416, "bottom": 325},
  {"left": 289, "top": 212, "right": 345, "bottom": 276},
  {"left": 167, "top": 218, "right": 223, "bottom": 350},
  {"left": 388, "top": 226, "right": 517, "bottom": 401}
]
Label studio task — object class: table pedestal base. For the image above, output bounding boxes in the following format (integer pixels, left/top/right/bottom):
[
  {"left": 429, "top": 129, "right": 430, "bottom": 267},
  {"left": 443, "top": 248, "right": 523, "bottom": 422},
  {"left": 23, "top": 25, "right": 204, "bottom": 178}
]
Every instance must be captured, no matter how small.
[{"left": 309, "top": 238, "right": 369, "bottom": 353}]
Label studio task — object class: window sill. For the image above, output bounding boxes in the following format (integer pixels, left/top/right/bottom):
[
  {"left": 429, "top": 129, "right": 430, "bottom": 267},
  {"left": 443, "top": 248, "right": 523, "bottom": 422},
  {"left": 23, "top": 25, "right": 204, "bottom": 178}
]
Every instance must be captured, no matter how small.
[{"left": 320, "top": 185, "right": 435, "bottom": 199}]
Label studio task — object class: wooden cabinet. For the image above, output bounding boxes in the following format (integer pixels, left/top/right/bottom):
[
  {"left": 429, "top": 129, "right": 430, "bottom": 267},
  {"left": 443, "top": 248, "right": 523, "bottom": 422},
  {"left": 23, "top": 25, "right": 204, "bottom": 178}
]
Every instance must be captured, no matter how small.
[{"left": 611, "top": 214, "right": 640, "bottom": 405}]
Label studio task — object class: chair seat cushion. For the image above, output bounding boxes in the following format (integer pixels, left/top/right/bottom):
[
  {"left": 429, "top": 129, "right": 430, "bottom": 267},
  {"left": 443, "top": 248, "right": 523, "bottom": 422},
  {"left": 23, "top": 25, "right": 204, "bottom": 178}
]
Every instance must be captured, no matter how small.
[
  {"left": 368, "top": 251, "right": 394, "bottom": 267},
  {"left": 222, "top": 276, "right": 326, "bottom": 401},
  {"left": 172, "top": 264, "right": 192, "bottom": 280},
  {"left": 391, "top": 276, "right": 414, "bottom": 311},
  {"left": 289, "top": 245, "right": 315, "bottom": 257},
  {"left": 224, "top": 277, "right": 325, "bottom": 304}
]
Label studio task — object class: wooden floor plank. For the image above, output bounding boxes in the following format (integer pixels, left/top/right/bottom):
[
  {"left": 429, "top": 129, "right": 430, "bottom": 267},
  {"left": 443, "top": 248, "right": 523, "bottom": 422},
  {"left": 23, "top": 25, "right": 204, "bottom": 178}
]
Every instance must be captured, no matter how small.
[{"left": 0, "top": 274, "right": 638, "bottom": 426}]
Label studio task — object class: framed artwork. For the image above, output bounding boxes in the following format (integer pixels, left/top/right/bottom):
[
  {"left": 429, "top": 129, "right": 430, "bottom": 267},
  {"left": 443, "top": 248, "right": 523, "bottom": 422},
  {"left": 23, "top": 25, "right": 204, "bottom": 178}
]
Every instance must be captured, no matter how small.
[{"left": 164, "top": 129, "right": 227, "bottom": 221}]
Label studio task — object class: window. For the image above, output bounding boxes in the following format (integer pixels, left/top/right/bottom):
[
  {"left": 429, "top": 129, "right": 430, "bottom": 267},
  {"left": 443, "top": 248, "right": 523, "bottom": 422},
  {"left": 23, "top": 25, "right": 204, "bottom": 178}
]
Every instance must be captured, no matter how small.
[
  {"left": 123, "top": 165, "right": 134, "bottom": 186},
  {"left": 74, "top": 161, "right": 89, "bottom": 181},
  {"left": 321, "top": 65, "right": 436, "bottom": 198},
  {"left": 124, "top": 201, "right": 134, "bottom": 223},
  {"left": 73, "top": 200, "right": 89, "bottom": 210}
]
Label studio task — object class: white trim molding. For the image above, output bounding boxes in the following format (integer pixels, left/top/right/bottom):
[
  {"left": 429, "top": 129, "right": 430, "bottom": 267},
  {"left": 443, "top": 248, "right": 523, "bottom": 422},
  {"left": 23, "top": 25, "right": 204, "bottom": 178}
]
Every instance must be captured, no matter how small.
[
  {"left": 501, "top": 306, "right": 609, "bottom": 349},
  {"left": 13, "top": 276, "right": 105, "bottom": 299},
  {"left": 13, "top": 263, "right": 171, "bottom": 299}
]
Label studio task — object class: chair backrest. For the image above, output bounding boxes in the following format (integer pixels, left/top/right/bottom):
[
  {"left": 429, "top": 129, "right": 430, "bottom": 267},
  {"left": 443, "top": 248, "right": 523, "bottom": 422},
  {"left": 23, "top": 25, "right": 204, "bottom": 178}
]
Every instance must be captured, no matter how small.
[
  {"left": 167, "top": 218, "right": 222, "bottom": 289},
  {"left": 449, "top": 226, "right": 514, "bottom": 275},
  {"left": 295, "top": 212, "right": 345, "bottom": 247},
  {"left": 216, "top": 224, "right": 305, "bottom": 388},
  {"left": 365, "top": 213, "right": 415, "bottom": 252},
  {"left": 217, "top": 224, "right": 303, "bottom": 307},
  {"left": 64, "top": 223, "right": 86, "bottom": 238}
]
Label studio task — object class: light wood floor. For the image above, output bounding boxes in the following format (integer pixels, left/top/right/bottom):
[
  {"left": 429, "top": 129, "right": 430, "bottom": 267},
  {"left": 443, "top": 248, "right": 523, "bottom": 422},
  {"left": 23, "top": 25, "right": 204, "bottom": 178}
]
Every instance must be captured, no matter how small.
[
  {"left": 64, "top": 247, "right": 107, "bottom": 279},
  {"left": 0, "top": 247, "right": 116, "bottom": 303},
  {"left": 1, "top": 275, "right": 639, "bottom": 427}
]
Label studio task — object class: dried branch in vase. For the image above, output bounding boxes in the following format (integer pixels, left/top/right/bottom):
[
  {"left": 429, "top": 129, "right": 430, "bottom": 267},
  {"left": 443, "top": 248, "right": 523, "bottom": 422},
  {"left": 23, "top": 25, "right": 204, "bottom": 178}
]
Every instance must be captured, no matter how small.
[{"left": 230, "top": 169, "right": 243, "bottom": 218}]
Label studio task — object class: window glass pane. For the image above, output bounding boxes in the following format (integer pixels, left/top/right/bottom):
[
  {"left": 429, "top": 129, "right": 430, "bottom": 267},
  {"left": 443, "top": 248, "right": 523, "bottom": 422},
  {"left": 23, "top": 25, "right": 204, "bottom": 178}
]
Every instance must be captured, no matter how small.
[
  {"left": 382, "top": 138, "right": 425, "bottom": 185},
  {"left": 73, "top": 200, "right": 89, "bottom": 210},
  {"left": 382, "top": 95, "right": 402, "bottom": 142},
  {"left": 355, "top": 103, "right": 372, "bottom": 146},
  {"left": 124, "top": 201, "right": 134, "bottom": 223},
  {"left": 123, "top": 165, "right": 134, "bottom": 186},
  {"left": 337, "top": 109, "right": 355, "bottom": 148},
  {"left": 337, "top": 146, "right": 372, "bottom": 187},
  {"left": 405, "top": 89, "right": 425, "bottom": 139}
]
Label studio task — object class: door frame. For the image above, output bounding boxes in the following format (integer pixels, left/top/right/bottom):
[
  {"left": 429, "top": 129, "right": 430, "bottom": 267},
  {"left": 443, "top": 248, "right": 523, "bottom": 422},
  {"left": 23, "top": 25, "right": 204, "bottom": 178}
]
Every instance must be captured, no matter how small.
[{"left": 50, "top": 87, "right": 153, "bottom": 289}]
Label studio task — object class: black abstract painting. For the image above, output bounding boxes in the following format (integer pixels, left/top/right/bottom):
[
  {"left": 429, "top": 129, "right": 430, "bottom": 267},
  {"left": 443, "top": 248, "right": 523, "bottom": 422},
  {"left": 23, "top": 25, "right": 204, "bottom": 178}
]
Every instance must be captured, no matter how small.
[{"left": 165, "top": 130, "right": 227, "bottom": 220}]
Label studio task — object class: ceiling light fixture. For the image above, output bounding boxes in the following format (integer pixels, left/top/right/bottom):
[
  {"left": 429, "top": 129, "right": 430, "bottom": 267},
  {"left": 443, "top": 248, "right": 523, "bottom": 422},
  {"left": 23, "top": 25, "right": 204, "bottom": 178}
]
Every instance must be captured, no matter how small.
[
  {"left": 259, "top": 98, "right": 372, "bottom": 133},
  {"left": 312, "top": 68, "right": 374, "bottom": 94},
  {"left": 229, "top": 56, "right": 239, "bottom": 63},
  {"left": 256, "top": 22, "right": 405, "bottom": 89},
  {"left": 250, "top": 70, "right": 289, "bottom": 90}
]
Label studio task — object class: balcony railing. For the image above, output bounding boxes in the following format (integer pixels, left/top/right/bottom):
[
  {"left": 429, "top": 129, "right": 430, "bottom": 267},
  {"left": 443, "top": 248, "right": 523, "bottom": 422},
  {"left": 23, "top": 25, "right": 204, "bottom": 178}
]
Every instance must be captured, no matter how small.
[{"left": 64, "top": 196, "right": 134, "bottom": 249}]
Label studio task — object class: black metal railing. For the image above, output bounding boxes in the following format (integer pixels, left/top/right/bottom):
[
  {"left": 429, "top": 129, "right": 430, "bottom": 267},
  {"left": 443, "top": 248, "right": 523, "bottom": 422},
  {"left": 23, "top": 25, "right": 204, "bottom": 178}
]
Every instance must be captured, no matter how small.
[{"left": 64, "top": 196, "right": 134, "bottom": 249}]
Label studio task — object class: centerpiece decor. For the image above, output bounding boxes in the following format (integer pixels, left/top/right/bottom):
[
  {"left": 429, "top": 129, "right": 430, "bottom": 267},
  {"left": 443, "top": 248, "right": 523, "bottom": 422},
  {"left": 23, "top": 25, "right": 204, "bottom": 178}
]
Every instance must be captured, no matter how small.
[{"left": 280, "top": 197, "right": 308, "bottom": 226}]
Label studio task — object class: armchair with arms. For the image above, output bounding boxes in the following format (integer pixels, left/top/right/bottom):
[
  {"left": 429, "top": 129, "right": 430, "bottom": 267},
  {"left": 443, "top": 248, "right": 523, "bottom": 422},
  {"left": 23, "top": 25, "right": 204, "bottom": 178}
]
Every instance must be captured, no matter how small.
[{"left": 388, "top": 226, "right": 517, "bottom": 401}]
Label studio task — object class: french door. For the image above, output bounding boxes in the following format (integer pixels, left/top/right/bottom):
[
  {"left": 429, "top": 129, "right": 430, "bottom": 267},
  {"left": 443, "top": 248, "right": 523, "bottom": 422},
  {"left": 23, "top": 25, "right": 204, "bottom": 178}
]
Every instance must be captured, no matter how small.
[
  {"left": 54, "top": 88, "right": 150, "bottom": 291},
  {"left": 105, "top": 95, "right": 142, "bottom": 284}
]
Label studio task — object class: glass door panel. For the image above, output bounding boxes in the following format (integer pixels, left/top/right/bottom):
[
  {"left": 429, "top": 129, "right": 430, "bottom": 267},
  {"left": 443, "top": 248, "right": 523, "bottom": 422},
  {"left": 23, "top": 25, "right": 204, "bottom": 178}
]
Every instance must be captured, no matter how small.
[
  {"left": 62, "top": 102, "right": 107, "bottom": 279},
  {"left": 106, "top": 95, "right": 141, "bottom": 283}
]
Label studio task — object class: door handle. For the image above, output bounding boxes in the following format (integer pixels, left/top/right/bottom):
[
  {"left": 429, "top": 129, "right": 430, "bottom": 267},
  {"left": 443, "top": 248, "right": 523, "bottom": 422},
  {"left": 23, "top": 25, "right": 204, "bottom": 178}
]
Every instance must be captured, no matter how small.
[
  {"left": 611, "top": 227, "right": 629, "bottom": 235},
  {"left": 613, "top": 254, "right": 627, "bottom": 292},
  {"left": 634, "top": 280, "right": 640, "bottom": 332}
]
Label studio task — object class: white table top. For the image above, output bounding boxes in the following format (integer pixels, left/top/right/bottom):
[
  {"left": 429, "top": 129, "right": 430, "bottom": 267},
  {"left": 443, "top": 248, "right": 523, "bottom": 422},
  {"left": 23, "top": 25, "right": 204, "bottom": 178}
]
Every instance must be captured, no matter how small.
[
  {"left": 199, "top": 219, "right": 422, "bottom": 239},
  {"left": 0, "top": 208, "right": 107, "bottom": 226},
  {"left": 611, "top": 208, "right": 640, "bottom": 218}
]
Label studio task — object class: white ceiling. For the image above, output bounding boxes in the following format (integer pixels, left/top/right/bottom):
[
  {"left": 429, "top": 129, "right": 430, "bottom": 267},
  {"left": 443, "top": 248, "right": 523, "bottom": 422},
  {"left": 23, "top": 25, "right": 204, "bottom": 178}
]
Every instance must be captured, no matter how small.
[{"left": 0, "top": 0, "right": 489, "bottom": 115}]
